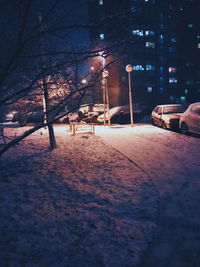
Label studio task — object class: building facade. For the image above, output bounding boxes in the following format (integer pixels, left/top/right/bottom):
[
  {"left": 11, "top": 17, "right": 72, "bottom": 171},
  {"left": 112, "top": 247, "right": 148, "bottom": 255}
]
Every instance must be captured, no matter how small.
[{"left": 89, "top": 0, "right": 200, "bottom": 107}]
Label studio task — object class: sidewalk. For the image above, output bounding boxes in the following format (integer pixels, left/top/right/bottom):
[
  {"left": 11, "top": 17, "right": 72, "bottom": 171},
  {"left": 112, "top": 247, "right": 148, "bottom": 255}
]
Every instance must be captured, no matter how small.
[{"left": 96, "top": 124, "right": 200, "bottom": 267}]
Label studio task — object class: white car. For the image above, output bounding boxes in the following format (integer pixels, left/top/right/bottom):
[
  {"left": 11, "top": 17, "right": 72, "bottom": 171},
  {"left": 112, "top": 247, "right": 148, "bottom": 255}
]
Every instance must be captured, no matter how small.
[
  {"left": 97, "top": 104, "right": 145, "bottom": 124},
  {"left": 151, "top": 104, "right": 185, "bottom": 130},
  {"left": 179, "top": 102, "right": 200, "bottom": 135}
]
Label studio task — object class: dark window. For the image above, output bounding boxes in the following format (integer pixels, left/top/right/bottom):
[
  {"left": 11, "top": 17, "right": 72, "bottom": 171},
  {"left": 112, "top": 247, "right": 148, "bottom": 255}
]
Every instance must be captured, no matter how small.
[
  {"left": 153, "top": 106, "right": 159, "bottom": 113},
  {"left": 158, "top": 107, "right": 162, "bottom": 114},
  {"left": 163, "top": 106, "right": 184, "bottom": 114}
]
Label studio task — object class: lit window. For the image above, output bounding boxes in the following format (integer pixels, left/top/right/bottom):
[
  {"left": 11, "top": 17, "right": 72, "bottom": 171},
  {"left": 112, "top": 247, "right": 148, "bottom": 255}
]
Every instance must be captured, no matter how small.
[
  {"left": 171, "top": 37, "right": 176, "bottom": 43},
  {"left": 132, "top": 30, "right": 143, "bottom": 36},
  {"left": 168, "top": 67, "right": 177, "bottom": 73},
  {"left": 146, "top": 42, "right": 155, "bottom": 48},
  {"left": 145, "top": 30, "right": 155, "bottom": 36},
  {"left": 197, "top": 44, "right": 200, "bottom": 48},
  {"left": 169, "top": 78, "right": 177, "bottom": 83},
  {"left": 146, "top": 65, "right": 155, "bottom": 71},
  {"left": 186, "top": 80, "right": 194, "bottom": 85},
  {"left": 147, "top": 86, "right": 153, "bottom": 92},
  {"left": 99, "top": 0, "right": 103, "bottom": 5},
  {"left": 160, "top": 34, "right": 164, "bottom": 39},
  {"left": 185, "top": 89, "right": 188, "bottom": 94},
  {"left": 160, "top": 88, "right": 164, "bottom": 92},
  {"left": 197, "top": 35, "right": 200, "bottom": 39},
  {"left": 181, "top": 96, "right": 186, "bottom": 102},
  {"left": 187, "top": 24, "right": 193, "bottom": 29},
  {"left": 132, "top": 7, "right": 136, "bottom": 12},
  {"left": 100, "top": 33, "right": 104, "bottom": 40},
  {"left": 133, "top": 65, "right": 144, "bottom": 71},
  {"left": 160, "top": 66, "right": 164, "bottom": 73},
  {"left": 160, "top": 77, "right": 164, "bottom": 82}
]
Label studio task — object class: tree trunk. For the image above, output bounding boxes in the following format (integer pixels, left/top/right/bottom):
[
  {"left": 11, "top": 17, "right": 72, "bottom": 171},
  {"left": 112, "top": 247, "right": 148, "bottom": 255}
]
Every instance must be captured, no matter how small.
[{"left": 42, "top": 77, "right": 57, "bottom": 150}]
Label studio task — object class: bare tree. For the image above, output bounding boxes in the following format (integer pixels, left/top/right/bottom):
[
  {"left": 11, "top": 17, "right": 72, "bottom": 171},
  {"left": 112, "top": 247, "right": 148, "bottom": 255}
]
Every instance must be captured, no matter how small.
[{"left": 0, "top": 0, "right": 140, "bottom": 156}]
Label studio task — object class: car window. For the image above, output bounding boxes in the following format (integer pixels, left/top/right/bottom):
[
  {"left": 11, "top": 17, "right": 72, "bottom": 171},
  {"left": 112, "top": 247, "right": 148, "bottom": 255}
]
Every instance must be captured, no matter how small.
[
  {"left": 153, "top": 106, "right": 159, "bottom": 113},
  {"left": 163, "top": 105, "right": 184, "bottom": 114},
  {"left": 191, "top": 105, "right": 200, "bottom": 115},
  {"left": 158, "top": 107, "right": 162, "bottom": 114}
]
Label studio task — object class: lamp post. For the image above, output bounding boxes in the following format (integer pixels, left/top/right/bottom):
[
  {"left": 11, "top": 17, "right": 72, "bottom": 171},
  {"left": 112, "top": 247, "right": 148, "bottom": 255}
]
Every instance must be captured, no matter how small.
[
  {"left": 125, "top": 64, "right": 134, "bottom": 127},
  {"left": 102, "top": 70, "right": 110, "bottom": 126},
  {"left": 99, "top": 52, "right": 107, "bottom": 126}
]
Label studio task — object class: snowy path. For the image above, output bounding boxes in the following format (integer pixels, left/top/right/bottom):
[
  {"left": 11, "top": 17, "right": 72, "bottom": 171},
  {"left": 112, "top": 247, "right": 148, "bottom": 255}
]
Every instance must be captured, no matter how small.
[
  {"left": 0, "top": 125, "right": 158, "bottom": 267},
  {"left": 96, "top": 124, "right": 200, "bottom": 267}
]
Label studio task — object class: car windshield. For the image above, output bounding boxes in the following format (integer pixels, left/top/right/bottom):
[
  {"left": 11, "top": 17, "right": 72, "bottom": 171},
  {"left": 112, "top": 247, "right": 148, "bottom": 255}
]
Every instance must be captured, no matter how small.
[{"left": 163, "top": 106, "right": 184, "bottom": 114}]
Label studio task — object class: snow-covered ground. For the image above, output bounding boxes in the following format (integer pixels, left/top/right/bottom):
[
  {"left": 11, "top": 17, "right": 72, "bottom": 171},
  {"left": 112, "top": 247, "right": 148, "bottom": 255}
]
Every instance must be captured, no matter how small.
[
  {"left": 0, "top": 125, "right": 158, "bottom": 267},
  {"left": 96, "top": 124, "right": 200, "bottom": 267}
]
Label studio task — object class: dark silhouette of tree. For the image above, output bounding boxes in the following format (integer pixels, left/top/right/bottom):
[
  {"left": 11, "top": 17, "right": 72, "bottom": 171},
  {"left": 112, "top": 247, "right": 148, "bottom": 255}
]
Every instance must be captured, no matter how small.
[{"left": 0, "top": 0, "right": 140, "bottom": 156}]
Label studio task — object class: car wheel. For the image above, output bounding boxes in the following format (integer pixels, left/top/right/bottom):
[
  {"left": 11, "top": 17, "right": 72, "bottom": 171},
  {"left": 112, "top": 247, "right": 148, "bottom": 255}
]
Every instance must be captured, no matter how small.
[
  {"left": 180, "top": 122, "right": 189, "bottom": 135},
  {"left": 162, "top": 121, "right": 167, "bottom": 129},
  {"left": 151, "top": 118, "right": 156, "bottom": 125}
]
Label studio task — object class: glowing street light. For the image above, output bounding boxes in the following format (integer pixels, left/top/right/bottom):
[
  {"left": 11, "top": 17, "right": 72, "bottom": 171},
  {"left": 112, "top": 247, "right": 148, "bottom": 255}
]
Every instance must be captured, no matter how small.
[
  {"left": 81, "top": 79, "right": 87, "bottom": 84},
  {"left": 125, "top": 64, "right": 134, "bottom": 127}
]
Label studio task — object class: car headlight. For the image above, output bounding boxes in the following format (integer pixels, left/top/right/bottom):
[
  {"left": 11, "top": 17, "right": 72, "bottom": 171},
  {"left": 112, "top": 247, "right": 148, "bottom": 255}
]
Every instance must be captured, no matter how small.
[{"left": 165, "top": 118, "right": 170, "bottom": 123}]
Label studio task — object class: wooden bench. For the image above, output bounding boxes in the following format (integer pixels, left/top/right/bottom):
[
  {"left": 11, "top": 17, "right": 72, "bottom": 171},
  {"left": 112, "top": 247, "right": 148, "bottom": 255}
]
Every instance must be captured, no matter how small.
[
  {"left": 0, "top": 126, "right": 6, "bottom": 144},
  {"left": 69, "top": 121, "right": 95, "bottom": 135}
]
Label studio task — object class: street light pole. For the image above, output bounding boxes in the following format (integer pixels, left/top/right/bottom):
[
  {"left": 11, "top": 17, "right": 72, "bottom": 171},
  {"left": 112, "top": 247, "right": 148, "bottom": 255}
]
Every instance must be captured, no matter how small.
[
  {"left": 126, "top": 64, "right": 134, "bottom": 127},
  {"left": 99, "top": 52, "right": 107, "bottom": 126},
  {"left": 103, "top": 70, "right": 110, "bottom": 126}
]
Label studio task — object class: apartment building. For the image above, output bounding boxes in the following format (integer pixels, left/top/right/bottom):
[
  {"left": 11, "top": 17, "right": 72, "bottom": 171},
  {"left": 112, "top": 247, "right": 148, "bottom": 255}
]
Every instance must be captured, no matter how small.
[{"left": 88, "top": 0, "right": 200, "bottom": 106}]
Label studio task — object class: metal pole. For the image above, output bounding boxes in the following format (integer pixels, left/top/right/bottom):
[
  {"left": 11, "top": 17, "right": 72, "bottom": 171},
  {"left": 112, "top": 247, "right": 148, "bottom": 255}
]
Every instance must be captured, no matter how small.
[
  {"left": 105, "top": 76, "right": 111, "bottom": 126},
  {"left": 103, "top": 77, "right": 106, "bottom": 126},
  {"left": 101, "top": 56, "right": 106, "bottom": 126},
  {"left": 128, "top": 72, "right": 134, "bottom": 127}
]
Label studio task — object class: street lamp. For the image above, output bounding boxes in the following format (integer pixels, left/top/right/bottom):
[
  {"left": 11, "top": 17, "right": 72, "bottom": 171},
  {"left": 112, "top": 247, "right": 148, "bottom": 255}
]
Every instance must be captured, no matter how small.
[
  {"left": 102, "top": 70, "right": 110, "bottom": 126},
  {"left": 125, "top": 64, "right": 134, "bottom": 127},
  {"left": 81, "top": 79, "right": 87, "bottom": 84}
]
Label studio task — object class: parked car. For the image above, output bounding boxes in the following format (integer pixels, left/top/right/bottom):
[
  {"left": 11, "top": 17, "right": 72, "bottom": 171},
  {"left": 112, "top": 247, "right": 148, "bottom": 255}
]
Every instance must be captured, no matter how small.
[
  {"left": 179, "top": 102, "right": 200, "bottom": 135},
  {"left": 68, "top": 111, "right": 85, "bottom": 122},
  {"left": 151, "top": 104, "right": 186, "bottom": 130},
  {"left": 56, "top": 104, "right": 104, "bottom": 124},
  {"left": 5, "top": 111, "right": 17, "bottom": 122},
  {"left": 26, "top": 111, "right": 44, "bottom": 123},
  {"left": 80, "top": 103, "right": 104, "bottom": 123},
  {"left": 82, "top": 111, "right": 100, "bottom": 123},
  {"left": 97, "top": 104, "right": 146, "bottom": 124},
  {"left": 56, "top": 114, "right": 69, "bottom": 123}
]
